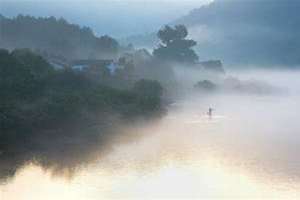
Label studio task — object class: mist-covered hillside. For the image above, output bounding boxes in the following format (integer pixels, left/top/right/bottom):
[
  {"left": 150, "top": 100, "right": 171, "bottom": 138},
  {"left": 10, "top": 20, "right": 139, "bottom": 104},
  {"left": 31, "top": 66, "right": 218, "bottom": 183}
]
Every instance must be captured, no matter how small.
[
  {"left": 0, "top": 15, "right": 120, "bottom": 60},
  {"left": 177, "top": 0, "right": 300, "bottom": 66},
  {"left": 125, "top": 0, "right": 300, "bottom": 67}
]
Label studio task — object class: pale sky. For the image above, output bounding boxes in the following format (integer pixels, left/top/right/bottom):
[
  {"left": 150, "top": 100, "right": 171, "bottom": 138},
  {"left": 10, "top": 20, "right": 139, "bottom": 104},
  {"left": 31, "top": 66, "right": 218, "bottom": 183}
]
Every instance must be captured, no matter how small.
[{"left": 0, "top": 0, "right": 213, "bottom": 37}]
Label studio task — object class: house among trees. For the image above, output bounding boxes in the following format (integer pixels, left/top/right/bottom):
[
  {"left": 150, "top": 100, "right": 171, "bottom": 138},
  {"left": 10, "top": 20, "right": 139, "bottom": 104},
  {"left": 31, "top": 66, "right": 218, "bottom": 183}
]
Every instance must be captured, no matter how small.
[{"left": 70, "top": 59, "right": 122, "bottom": 74}]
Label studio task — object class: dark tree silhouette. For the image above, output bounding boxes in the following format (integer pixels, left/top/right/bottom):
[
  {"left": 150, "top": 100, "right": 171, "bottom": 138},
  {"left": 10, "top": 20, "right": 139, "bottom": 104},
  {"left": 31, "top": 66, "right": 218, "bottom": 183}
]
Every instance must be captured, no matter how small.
[
  {"left": 0, "top": 48, "right": 165, "bottom": 135},
  {"left": 0, "top": 48, "right": 166, "bottom": 183},
  {"left": 0, "top": 15, "right": 120, "bottom": 60},
  {"left": 153, "top": 25, "right": 198, "bottom": 64}
]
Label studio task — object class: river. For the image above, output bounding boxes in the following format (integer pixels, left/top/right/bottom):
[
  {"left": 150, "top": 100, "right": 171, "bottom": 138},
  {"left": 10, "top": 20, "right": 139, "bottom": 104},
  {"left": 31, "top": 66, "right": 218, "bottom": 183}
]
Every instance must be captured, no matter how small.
[{"left": 1, "top": 70, "right": 300, "bottom": 199}]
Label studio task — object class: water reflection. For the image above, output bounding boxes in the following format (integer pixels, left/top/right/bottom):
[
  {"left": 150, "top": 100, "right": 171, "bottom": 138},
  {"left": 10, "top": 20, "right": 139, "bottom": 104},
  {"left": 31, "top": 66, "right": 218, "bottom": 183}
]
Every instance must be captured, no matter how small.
[{"left": 2, "top": 71, "right": 300, "bottom": 199}]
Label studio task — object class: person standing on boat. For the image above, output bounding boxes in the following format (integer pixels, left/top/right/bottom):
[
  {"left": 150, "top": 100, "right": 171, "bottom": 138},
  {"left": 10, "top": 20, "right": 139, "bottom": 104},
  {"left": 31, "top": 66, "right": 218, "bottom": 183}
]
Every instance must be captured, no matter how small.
[{"left": 208, "top": 107, "right": 214, "bottom": 119}]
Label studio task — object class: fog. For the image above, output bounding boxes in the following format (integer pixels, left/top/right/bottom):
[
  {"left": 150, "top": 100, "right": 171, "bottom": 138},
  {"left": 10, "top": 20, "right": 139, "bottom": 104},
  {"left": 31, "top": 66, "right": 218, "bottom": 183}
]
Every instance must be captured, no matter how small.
[
  {"left": 0, "top": 0, "right": 212, "bottom": 37},
  {"left": 2, "top": 0, "right": 300, "bottom": 198},
  {"left": 176, "top": 0, "right": 300, "bottom": 66},
  {"left": 1, "top": 68, "right": 300, "bottom": 199},
  {"left": 126, "top": 0, "right": 300, "bottom": 67}
]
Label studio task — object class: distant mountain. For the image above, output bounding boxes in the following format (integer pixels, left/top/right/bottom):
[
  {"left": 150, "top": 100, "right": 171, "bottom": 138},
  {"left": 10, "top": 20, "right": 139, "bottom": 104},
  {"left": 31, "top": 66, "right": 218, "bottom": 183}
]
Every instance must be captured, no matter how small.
[
  {"left": 0, "top": 0, "right": 200, "bottom": 38},
  {"left": 125, "top": 0, "right": 300, "bottom": 67},
  {"left": 0, "top": 15, "right": 120, "bottom": 61}
]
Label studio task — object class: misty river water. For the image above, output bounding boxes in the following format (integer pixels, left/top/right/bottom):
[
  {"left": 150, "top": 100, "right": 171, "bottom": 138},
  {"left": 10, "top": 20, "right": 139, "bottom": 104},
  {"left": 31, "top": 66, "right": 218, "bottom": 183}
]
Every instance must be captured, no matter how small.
[{"left": 1, "top": 70, "right": 300, "bottom": 199}]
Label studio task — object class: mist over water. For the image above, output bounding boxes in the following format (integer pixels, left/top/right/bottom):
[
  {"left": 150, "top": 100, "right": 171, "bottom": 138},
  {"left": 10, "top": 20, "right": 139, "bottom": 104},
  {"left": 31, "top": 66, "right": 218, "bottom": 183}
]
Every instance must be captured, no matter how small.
[{"left": 1, "top": 69, "right": 300, "bottom": 199}]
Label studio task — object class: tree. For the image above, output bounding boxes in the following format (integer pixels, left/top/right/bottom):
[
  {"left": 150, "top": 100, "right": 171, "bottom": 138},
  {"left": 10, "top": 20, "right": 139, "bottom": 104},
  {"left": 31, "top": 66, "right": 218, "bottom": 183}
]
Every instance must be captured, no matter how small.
[
  {"left": 94, "top": 35, "right": 119, "bottom": 59},
  {"left": 133, "top": 79, "right": 163, "bottom": 98},
  {"left": 153, "top": 25, "right": 199, "bottom": 64}
]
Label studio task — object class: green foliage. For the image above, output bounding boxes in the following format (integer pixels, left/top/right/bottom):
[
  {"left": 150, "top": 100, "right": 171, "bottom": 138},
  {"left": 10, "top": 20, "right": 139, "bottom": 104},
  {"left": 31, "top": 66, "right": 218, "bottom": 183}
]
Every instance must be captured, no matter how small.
[
  {"left": 157, "top": 25, "right": 188, "bottom": 45},
  {"left": 133, "top": 79, "right": 163, "bottom": 98},
  {"left": 0, "top": 49, "right": 164, "bottom": 134},
  {"left": 0, "top": 48, "right": 54, "bottom": 101},
  {"left": 153, "top": 25, "right": 199, "bottom": 64},
  {"left": 131, "top": 79, "right": 164, "bottom": 115},
  {"left": 94, "top": 35, "right": 119, "bottom": 57}
]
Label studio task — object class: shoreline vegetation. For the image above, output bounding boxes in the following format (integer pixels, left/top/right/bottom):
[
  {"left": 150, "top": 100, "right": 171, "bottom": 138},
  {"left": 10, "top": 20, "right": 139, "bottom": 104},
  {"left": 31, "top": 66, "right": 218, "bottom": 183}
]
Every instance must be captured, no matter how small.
[
  {"left": 0, "top": 48, "right": 165, "bottom": 182},
  {"left": 0, "top": 15, "right": 224, "bottom": 182}
]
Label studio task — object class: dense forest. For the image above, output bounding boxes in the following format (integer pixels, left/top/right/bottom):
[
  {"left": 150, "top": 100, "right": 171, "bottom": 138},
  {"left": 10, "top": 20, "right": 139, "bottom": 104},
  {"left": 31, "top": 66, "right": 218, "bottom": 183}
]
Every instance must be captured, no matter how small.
[
  {"left": 0, "top": 16, "right": 202, "bottom": 137},
  {"left": 0, "top": 48, "right": 165, "bottom": 181},
  {"left": 0, "top": 14, "right": 205, "bottom": 181},
  {"left": 0, "top": 15, "right": 120, "bottom": 60}
]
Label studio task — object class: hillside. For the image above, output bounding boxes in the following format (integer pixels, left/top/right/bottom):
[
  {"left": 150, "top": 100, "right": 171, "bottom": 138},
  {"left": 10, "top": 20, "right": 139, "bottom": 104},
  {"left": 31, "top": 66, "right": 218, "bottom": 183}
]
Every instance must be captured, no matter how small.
[
  {"left": 0, "top": 15, "right": 120, "bottom": 60},
  {"left": 125, "top": 0, "right": 300, "bottom": 67}
]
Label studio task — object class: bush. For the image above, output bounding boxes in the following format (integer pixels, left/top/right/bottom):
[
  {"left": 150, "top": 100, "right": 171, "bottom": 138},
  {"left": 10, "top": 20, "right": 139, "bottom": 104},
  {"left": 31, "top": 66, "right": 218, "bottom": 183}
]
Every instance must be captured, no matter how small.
[{"left": 194, "top": 80, "right": 217, "bottom": 91}]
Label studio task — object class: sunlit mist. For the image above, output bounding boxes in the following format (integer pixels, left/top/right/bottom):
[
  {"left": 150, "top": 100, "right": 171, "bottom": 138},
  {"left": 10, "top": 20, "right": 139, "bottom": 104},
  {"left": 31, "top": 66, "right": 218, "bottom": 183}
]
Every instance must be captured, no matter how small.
[{"left": 2, "top": 70, "right": 300, "bottom": 199}]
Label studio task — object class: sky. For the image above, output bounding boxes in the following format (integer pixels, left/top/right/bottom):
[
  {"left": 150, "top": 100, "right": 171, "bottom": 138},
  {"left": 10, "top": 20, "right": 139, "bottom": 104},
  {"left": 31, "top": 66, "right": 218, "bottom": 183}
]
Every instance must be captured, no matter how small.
[{"left": 0, "top": 0, "right": 213, "bottom": 37}]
